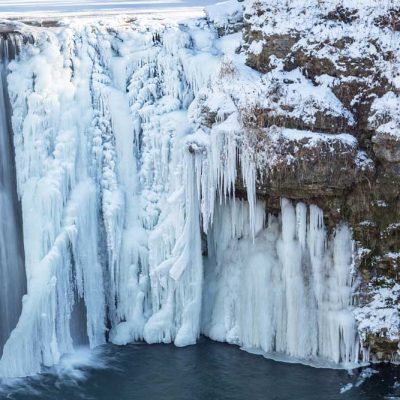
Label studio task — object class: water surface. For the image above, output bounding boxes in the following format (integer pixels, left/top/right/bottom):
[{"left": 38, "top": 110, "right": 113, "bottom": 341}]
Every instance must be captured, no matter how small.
[{"left": 1, "top": 338, "right": 399, "bottom": 400}]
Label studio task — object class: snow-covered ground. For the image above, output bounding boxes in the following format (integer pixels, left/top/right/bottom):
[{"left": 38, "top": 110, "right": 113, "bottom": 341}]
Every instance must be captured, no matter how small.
[{"left": 0, "top": 0, "right": 218, "bottom": 18}]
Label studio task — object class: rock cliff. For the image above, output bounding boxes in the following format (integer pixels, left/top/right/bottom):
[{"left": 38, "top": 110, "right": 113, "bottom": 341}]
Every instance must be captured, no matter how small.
[{"left": 206, "top": 0, "right": 400, "bottom": 361}]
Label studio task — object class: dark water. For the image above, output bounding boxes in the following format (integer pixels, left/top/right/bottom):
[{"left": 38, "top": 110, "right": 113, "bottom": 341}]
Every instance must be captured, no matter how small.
[
  {"left": 1, "top": 338, "right": 399, "bottom": 400},
  {"left": 0, "top": 36, "right": 26, "bottom": 355}
]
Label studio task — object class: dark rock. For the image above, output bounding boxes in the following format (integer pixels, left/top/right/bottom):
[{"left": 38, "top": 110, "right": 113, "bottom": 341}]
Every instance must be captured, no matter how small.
[
  {"left": 325, "top": 6, "right": 359, "bottom": 24},
  {"left": 285, "top": 43, "right": 377, "bottom": 80},
  {"left": 242, "top": 127, "right": 360, "bottom": 199},
  {"left": 374, "top": 8, "right": 400, "bottom": 32},
  {"left": 245, "top": 33, "right": 300, "bottom": 72},
  {"left": 372, "top": 133, "right": 400, "bottom": 163}
]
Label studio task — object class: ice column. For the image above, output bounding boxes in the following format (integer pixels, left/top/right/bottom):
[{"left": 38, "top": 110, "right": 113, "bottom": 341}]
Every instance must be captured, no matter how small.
[{"left": 203, "top": 199, "right": 359, "bottom": 366}]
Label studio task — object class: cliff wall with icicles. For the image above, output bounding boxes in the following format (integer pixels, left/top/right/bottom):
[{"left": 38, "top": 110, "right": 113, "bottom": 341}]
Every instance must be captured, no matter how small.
[{"left": 0, "top": 0, "right": 398, "bottom": 377}]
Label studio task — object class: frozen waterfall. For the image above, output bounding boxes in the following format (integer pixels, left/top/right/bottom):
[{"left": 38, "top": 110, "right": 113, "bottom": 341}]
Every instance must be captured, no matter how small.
[
  {"left": 0, "top": 18, "right": 359, "bottom": 377},
  {"left": 202, "top": 199, "right": 359, "bottom": 366}
]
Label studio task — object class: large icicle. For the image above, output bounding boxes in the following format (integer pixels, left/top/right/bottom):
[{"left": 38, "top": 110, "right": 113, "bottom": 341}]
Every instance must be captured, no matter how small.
[
  {"left": 0, "top": 29, "right": 107, "bottom": 378},
  {"left": 143, "top": 144, "right": 203, "bottom": 346}
]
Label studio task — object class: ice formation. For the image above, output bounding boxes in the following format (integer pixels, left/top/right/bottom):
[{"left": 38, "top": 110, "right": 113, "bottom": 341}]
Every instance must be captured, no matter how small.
[
  {"left": 0, "top": 9, "right": 359, "bottom": 377},
  {"left": 202, "top": 199, "right": 359, "bottom": 366}
]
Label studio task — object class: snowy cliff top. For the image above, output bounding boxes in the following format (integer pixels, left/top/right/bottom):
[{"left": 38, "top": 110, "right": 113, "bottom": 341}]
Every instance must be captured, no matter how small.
[{"left": 245, "top": 0, "right": 400, "bottom": 35}]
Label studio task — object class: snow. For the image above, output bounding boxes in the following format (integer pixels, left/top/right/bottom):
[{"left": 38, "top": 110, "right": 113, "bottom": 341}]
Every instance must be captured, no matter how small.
[
  {"left": 245, "top": 0, "right": 400, "bottom": 37},
  {"left": 0, "top": 0, "right": 220, "bottom": 19},
  {"left": 355, "top": 280, "right": 400, "bottom": 344},
  {"left": 385, "top": 252, "right": 400, "bottom": 260},
  {"left": 205, "top": 0, "right": 243, "bottom": 29},
  {"left": 386, "top": 223, "right": 400, "bottom": 233},
  {"left": 244, "top": 0, "right": 400, "bottom": 121},
  {"left": 271, "top": 128, "right": 357, "bottom": 147},
  {"left": 356, "top": 151, "right": 374, "bottom": 172},
  {"left": 259, "top": 66, "right": 355, "bottom": 128},
  {"left": 248, "top": 40, "right": 263, "bottom": 56},
  {"left": 369, "top": 92, "right": 400, "bottom": 139}
]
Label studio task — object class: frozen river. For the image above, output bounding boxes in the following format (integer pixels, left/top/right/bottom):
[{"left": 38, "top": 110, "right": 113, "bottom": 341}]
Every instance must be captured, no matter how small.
[{"left": 0, "top": 0, "right": 219, "bottom": 18}]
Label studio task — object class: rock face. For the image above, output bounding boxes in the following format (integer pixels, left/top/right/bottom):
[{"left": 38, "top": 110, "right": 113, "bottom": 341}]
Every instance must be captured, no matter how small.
[
  {"left": 240, "top": 127, "right": 361, "bottom": 200},
  {"left": 212, "top": 0, "right": 400, "bottom": 361}
]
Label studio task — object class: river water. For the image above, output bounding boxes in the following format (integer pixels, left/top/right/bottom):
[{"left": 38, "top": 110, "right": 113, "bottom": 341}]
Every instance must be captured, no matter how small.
[{"left": 0, "top": 338, "right": 398, "bottom": 400}]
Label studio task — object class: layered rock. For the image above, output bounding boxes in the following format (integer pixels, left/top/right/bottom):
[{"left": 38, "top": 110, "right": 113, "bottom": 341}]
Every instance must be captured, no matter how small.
[{"left": 204, "top": 0, "right": 400, "bottom": 361}]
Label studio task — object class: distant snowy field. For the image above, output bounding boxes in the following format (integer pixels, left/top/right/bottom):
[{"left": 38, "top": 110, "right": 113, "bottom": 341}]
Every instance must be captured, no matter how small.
[{"left": 0, "top": 0, "right": 219, "bottom": 18}]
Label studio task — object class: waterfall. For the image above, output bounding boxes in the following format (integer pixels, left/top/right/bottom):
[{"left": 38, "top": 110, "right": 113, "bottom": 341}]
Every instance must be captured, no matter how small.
[
  {"left": 0, "top": 34, "right": 26, "bottom": 355},
  {"left": 0, "top": 20, "right": 360, "bottom": 377}
]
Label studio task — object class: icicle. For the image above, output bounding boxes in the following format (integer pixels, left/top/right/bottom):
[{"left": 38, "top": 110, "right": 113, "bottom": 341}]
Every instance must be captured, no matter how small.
[
  {"left": 203, "top": 198, "right": 358, "bottom": 367},
  {"left": 0, "top": 28, "right": 109, "bottom": 378},
  {"left": 278, "top": 199, "right": 314, "bottom": 358},
  {"left": 143, "top": 147, "right": 203, "bottom": 347},
  {"left": 295, "top": 202, "right": 307, "bottom": 250}
]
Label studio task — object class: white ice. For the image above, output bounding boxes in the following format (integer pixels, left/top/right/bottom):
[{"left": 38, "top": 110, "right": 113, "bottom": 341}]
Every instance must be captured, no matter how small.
[{"left": 0, "top": 5, "right": 360, "bottom": 377}]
